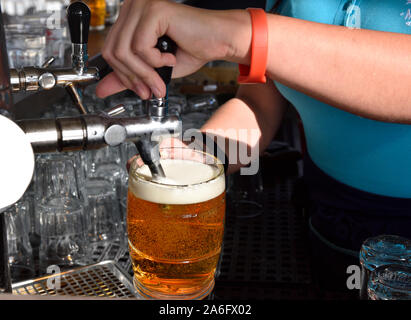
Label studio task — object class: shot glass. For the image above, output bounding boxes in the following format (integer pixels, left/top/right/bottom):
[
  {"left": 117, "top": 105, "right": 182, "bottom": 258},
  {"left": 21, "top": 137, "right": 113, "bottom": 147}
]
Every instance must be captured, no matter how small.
[
  {"left": 84, "top": 146, "right": 128, "bottom": 200},
  {"left": 83, "top": 177, "right": 123, "bottom": 244},
  {"left": 37, "top": 197, "right": 90, "bottom": 273},
  {"left": 227, "top": 166, "right": 264, "bottom": 219},
  {"left": 34, "top": 155, "right": 83, "bottom": 201},
  {"left": 367, "top": 264, "right": 411, "bottom": 300},
  {"left": 120, "top": 142, "right": 138, "bottom": 165},
  {"left": 5, "top": 24, "right": 46, "bottom": 68},
  {"left": 359, "top": 235, "right": 411, "bottom": 300},
  {"left": 4, "top": 200, "right": 35, "bottom": 282},
  {"left": 84, "top": 146, "right": 122, "bottom": 170},
  {"left": 127, "top": 147, "right": 226, "bottom": 300}
]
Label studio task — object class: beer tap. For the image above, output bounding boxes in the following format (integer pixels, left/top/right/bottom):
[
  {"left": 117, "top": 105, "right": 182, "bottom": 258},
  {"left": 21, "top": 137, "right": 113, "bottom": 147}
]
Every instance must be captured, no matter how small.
[
  {"left": 136, "top": 36, "right": 178, "bottom": 179},
  {"left": 8, "top": 2, "right": 99, "bottom": 114},
  {"left": 15, "top": 31, "right": 181, "bottom": 154},
  {"left": 16, "top": 36, "right": 180, "bottom": 175},
  {"left": 3, "top": 2, "right": 182, "bottom": 165}
]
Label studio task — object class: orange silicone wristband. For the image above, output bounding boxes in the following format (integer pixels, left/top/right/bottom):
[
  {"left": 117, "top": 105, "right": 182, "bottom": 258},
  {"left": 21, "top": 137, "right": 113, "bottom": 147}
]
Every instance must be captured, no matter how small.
[{"left": 237, "top": 8, "right": 268, "bottom": 84}]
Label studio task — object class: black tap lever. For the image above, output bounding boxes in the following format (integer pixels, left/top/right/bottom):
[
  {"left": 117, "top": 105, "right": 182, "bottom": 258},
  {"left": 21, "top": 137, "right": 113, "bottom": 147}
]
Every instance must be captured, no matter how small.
[
  {"left": 155, "top": 35, "right": 177, "bottom": 89},
  {"left": 66, "top": 1, "right": 93, "bottom": 114},
  {"left": 67, "top": 1, "right": 91, "bottom": 75},
  {"left": 67, "top": 1, "right": 91, "bottom": 46}
]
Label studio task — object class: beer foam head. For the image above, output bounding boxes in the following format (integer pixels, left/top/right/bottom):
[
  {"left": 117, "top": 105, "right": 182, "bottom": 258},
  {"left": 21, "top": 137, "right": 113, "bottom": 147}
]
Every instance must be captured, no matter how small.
[{"left": 129, "top": 158, "right": 225, "bottom": 204}]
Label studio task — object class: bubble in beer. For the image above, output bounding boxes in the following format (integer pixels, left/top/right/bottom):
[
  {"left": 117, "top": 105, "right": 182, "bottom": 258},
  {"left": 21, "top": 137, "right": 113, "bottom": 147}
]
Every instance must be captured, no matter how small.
[{"left": 127, "top": 157, "right": 225, "bottom": 299}]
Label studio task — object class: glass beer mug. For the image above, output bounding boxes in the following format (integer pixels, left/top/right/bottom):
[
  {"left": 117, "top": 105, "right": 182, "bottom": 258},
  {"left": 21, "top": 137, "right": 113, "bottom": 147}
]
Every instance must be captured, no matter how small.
[
  {"left": 127, "top": 147, "right": 226, "bottom": 300},
  {"left": 84, "top": 0, "right": 106, "bottom": 30}
]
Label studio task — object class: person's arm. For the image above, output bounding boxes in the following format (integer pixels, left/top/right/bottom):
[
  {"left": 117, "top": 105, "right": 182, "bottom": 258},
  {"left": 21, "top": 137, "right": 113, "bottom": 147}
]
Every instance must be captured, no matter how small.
[
  {"left": 262, "top": 15, "right": 411, "bottom": 123},
  {"left": 96, "top": 0, "right": 411, "bottom": 123},
  {"left": 201, "top": 80, "right": 287, "bottom": 174}
]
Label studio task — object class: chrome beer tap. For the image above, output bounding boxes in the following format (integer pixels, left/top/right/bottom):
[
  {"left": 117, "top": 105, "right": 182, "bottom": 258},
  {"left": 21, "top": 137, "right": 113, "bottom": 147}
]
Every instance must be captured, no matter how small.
[
  {"left": 2, "top": 1, "right": 182, "bottom": 157},
  {"left": 135, "top": 36, "right": 178, "bottom": 179},
  {"left": 16, "top": 106, "right": 181, "bottom": 153},
  {"left": 8, "top": 2, "right": 99, "bottom": 114},
  {"left": 17, "top": 35, "right": 180, "bottom": 180}
]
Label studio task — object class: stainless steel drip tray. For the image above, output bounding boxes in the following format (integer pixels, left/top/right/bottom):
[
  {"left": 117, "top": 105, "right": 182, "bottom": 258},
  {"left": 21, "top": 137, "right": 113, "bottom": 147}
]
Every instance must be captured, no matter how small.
[{"left": 11, "top": 260, "right": 140, "bottom": 299}]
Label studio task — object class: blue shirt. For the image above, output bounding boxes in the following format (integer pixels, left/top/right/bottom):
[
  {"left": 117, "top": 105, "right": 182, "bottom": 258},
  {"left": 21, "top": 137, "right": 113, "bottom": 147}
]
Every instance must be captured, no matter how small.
[{"left": 265, "top": 0, "right": 411, "bottom": 198}]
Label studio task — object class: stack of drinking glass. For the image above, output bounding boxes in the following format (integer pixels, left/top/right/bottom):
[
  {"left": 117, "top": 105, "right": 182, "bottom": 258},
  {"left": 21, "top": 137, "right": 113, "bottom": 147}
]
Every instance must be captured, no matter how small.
[
  {"left": 4, "top": 85, "right": 222, "bottom": 283},
  {"left": 2, "top": 0, "right": 71, "bottom": 68}
]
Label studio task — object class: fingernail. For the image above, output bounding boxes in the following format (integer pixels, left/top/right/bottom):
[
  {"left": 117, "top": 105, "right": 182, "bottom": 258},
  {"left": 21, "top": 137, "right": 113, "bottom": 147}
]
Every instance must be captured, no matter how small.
[
  {"left": 134, "top": 84, "right": 147, "bottom": 99},
  {"left": 152, "top": 87, "right": 163, "bottom": 98}
]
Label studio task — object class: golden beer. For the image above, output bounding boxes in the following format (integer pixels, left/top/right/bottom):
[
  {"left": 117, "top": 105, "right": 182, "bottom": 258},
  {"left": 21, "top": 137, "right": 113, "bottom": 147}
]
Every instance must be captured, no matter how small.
[
  {"left": 127, "top": 148, "right": 225, "bottom": 299},
  {"left": 84, "top": 0, "right": 106, "bottom": 30}
]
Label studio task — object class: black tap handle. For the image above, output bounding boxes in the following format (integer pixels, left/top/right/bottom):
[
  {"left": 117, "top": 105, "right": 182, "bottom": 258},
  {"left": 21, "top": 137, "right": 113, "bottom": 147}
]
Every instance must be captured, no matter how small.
[
  {"left": 67, "top": 1, "right": 91, "bottom": 44},
  {"left": 155, "top": 36, "right": 177, "bottom": 86}
]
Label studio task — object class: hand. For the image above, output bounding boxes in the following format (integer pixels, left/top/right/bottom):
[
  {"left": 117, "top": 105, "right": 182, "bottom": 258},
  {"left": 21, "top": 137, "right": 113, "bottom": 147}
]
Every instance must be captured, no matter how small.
[{"left": 96, "top": 0, "right": 251, "bottom": 99}]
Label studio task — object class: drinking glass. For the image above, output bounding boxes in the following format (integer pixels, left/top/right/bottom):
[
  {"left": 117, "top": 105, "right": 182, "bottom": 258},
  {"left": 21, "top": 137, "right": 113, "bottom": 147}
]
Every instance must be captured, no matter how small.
[
  {"left": 83, "top": 177, "right": 123, "bottom": 244},
  {"left": 44, "top": 7, "right": 70, "bottom": 67},
  {"left": 120, "top": 196, "right": 128, "bottom": 238},
  {"left": 105, "top": 0, "right": 120, "bottom": 25},
  {"left": 85, "top": 0, "right": 106, "bottom": 30},
  {"left": 120, "top": 142, "right": 138, "bottom": 165},
  {"left": 81, "top": 96, "right": 107, "bottom": 114},
  {"left": 84, "top": 145, "right": 122, "bottom": 169},
  {"left": 34, "top": 155, "right": 83, "bottom": 201},
  {"left": 37, "top": 196, "right": 90, "bottom": 272},
  {"left": 5, "top": 24, "right": 46, "bottom": 68},
  {"left": 127, "top": 147, "right": 226, "bottom": 299},
  {"left": 84, "top": 146, "right": 128, "bottom": 201},
  {"left": 359, "top": 235, "right": 411, "bottom": 300},
  {"left": 227, "top": 166, "right": 264, "bottom": 219},
  {"left": 4, "top": 200, "right": 35, "bottom": 282},
  {"left": 367, "top": 264, "right": 411, "bottom": 300}
]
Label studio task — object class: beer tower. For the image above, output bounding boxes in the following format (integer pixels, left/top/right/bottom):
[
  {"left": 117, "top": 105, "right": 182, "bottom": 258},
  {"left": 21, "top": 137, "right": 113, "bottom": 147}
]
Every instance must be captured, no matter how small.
[{"left": 0, "top": 1, "right": 181, "bottom": 294}]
